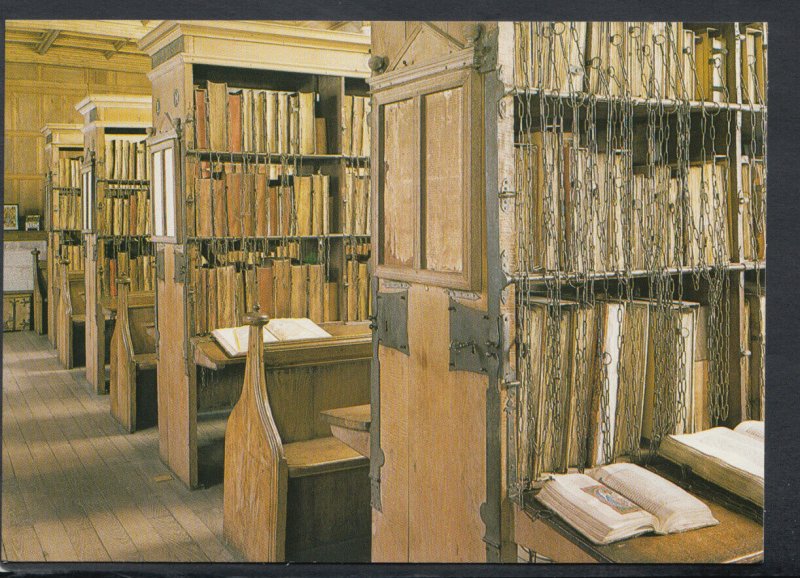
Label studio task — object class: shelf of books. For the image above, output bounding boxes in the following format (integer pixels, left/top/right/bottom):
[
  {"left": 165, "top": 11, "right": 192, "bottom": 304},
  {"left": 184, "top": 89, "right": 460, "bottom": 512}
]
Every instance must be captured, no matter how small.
[
  {"left": 75, "top": 95, "right": 153, "bottom": 394},
  {"left": 42, "top": 124, "right": 85, "bottom": 350},
  {"left": 138, "top": 20, "right": 372, "bottom": 488},
  {"left": 501, "top": 21, "right": 765, "bottom": 558}
]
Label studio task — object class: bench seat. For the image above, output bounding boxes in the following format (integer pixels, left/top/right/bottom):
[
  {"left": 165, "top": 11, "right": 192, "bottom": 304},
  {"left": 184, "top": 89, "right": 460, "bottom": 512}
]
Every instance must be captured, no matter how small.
[{"left": 284, "top": 436, "right": 368, "bottom": 478}]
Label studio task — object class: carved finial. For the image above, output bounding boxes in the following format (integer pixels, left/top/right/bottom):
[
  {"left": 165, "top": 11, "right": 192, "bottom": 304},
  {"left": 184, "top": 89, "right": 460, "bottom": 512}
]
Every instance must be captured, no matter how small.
[
  {"left": 31, "top": 248, "right": 40, "bottom": 257},
  {"left": 463, "top": 23, "right": 483, "bottom": 45},
  {"left": 368, "top": 55, "right": 388, "bottom": 74},
  {"left": 245, "top": 305, "right": 270, "bottom": 327}
]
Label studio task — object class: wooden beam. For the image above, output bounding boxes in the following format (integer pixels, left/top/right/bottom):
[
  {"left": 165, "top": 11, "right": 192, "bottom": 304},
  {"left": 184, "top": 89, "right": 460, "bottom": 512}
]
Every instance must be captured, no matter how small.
[
  {"left": 104, "top": 39, "right": 128, "bottom": 60},
  {"left": 35, "top": 29, "right": 60, "bottom": 55}
]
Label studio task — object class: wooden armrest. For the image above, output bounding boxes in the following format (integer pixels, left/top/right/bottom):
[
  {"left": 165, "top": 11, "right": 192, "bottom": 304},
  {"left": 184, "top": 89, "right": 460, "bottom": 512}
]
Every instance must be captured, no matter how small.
[
  {"left": 131, "top": 353, "right": 157, "bottom": 370},
  {"left": 320, "top": 404, "right": 371, "bottom": 432},
  {"left": 284, "top": 436, "right": 368, "bottom": 478}
]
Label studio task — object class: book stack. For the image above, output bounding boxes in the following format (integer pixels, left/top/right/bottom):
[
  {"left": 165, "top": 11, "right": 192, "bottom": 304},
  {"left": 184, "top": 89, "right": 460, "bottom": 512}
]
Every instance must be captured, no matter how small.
[
  {"left": 741, "top": 23, "right": 766, "bottom": 105},
  {"left": 100, "top": 189, "right": 151, "bottom": 237},
  {"left": 514, "top": 22, "right": 721, "bottom": 101},
  {"left": 343, "top": 95, "right": 371, "bottom": 157},
  {"left": 190, "top": 162, "right": 332, "bottom": 238},
  {"left": 515, "top": 131, "right": 731, "bottom": 273},
  {"left": 104, "top": 139, "right": 149, "bottom": 181},
  {"left": 194, "top": 83, "right": 322, "bottom": 155},
  {"left": 342, "top": 165, "right": 371, "bottom": 236},
  {"left": 57, "top": 158, "right": 82, "bottom": 188},
  {"left": 63, "top": 245, "right": 83, "bottom": 272},
  {"left": 518, "top": 295, "right": 710, "bottom": 479},
  {"left": 57, "top": 188, "right": 82, "bottom": 231}
]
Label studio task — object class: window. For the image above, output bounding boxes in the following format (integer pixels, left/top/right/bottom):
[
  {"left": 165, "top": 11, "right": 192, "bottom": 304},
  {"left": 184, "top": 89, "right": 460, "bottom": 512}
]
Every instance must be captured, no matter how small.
[{"left": 374, "top": 67, "right": 482, "bottom": 290}]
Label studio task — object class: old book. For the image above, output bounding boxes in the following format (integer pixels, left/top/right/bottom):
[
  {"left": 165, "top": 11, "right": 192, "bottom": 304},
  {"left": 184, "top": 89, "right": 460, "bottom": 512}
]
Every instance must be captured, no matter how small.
[
  {"left": 343, "top": 95, "right": 354, "bottom": 155},
  {"left": 212, "top": 318, "right": 332, "bottom": 357},
  {"left": 225, "top": 164, "right": 242, "bottom": 237},
  {"left": 212, "top": 169, "right": 228, "bottom": 237},
  {"left": 273, "top": 259, "right": 292, "bottom": 318},
  {"left": 280, "top": 184, "right": 293, "bottom": 236},
  {"left": 565, "top": 304, "right": 599, "bottom": 469},
  {"left": 290, "top": 264, "right": 307, "bottom": 318},
  {"left": 113, "top": 140, "right": 123, "bottom": 180},
  {"left": 256, "top": 264, "right": 275, "bottom": 317},
  {"left": 207, "top": 81, "right": 228, "bottom": 151},
  {"left": 537, "top": 463, "right": 718, "bottom": 546},
  {"left": 324, "top": 281, "right": 339, "bottom": 322},
  {"left": 122, "top": 141, "right": 130, "bottom": 180},
  {"left": 129, "top": 193, "right": 138, "bottom": 236},
  {"left": 254, "top": 166, "right": 269, "bottom": 237},
  {"left": 265, "top": 90, "right": 278, "bottom": 153},
  {"left": 194, "top": 88, "right": 208, "bottom": 150},
  {"left": 299, "top": 92, "right": 316, "bottom": 155},
  {"left": 747, "top": 291, "right": 765, "bottom": 420},
  {"left": 352, "top": 96, "right": 364, "bottom": 159},
  {"left": 218, "top": 266, "right": 237, "bottom": 328},
  {"left": 659, "top": 423, "right": 764, "bottom": 507},
  {"left": 195, "top": 267, "right": 208, "bottom": 334},
  {"left": 269, "top": 185, "right": 280, "bottom": 236},
  {"left": 346, "top": 259, "right": 358, "bottom": 322},
  {"left": 311, "top": 173, "right": 327, "bottom": 236},
  {"left": 195, "top": 178, "right": 213, "bottom": 237},
  {"left": 342, "top": 169, "right": 354, "bottom": 235},
  {"left": 255, "top": 90, "right": 267, "bottom": 153},
  {"left": 235, "top": 268, "right": 246, "bottom": 325},
  {"left": 207, "top": 268, "right": 219, "bottom": 331},
  {"left": 242, "top": 89, "right": 254, "bottom": 153},
  {"left": 227, "top": 91, "right": 243, "bottom": 153},
  {"left": 289, "top": 93, "right": 300, "bottom": 154},
  {"left": 278, "top": 92, "right": 290, "bottom": 154},
  {"left": 357, "top": 262, "right": 369, "bottom": 321},
  {"left": 361, "top": 97, "right": 371, "bottom": 157},
  {"left": 751, "top": 158, "right": 766, "bottom": 260},
  {"left": 354, "top": 171, "right": 369, "bottom": 235},
  {"left": 315, "top": 117, "right": 328, "bottom": 154},
  {"left": 307, "top": 264, "right": 324, "bottom": 323},
  {"left": 294, "top": 176, "right": 312, "bottom": 236}
]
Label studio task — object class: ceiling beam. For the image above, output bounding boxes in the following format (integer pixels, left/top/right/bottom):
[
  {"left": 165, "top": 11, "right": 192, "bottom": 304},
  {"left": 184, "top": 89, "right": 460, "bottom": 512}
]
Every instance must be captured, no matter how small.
[
  {"left": 35, "top": 29, "right": 60, "bottom": 55},
  {"left": 103, "top": 39, "right": 128, "bottom": 60}
]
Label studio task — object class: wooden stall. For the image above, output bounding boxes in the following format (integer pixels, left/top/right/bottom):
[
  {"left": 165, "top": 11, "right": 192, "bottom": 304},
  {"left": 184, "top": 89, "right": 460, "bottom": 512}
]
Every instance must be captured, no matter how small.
[
  {"left": 222, "top": 314, "right": 372, "bottom": 562},
  {"left": 31, "top": 248, "right": 47, "bottom": 335},
  {"left": 137, "top": 21, "right": 373, "bottom": 489},
  {"left": 109, "top": 277, "right": 158, "bottom": 432},
  {"left": 56, "top": 267, "right": 86, "bottom": 368},
  {"left": 42, "top": 123, "right": 84, "bottom": 349},
  {"left": 75, "top": 94, "right": 153, "bottom": 394},
  {"left": 366, "top": 22, "right": 765, "bottom": 562}
]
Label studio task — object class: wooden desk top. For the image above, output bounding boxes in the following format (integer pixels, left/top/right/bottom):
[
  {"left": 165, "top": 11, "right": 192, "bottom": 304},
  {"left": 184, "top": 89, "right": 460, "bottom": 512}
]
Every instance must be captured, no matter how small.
[
  {"left": 193, "top": 322, "right": 372, "bottom": 371},
  {"left": 320, "top": 404, "right": 371, "bottom": 432},
  {"left": 515, "top": 460, "right": 763, "bottom": 564}
]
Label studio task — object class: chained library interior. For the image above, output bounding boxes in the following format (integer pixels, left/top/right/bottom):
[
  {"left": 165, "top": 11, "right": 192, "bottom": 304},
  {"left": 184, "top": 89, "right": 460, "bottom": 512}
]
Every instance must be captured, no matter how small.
[{"left": 3, "top": 18, "right": 767, "bottom": 565}]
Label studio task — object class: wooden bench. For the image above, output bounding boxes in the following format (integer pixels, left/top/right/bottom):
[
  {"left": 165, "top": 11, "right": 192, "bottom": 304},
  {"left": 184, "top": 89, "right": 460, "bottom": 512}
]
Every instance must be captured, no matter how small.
[
  {"left": 56, "top": 261, "right": 86, "bottom": 369},
  {"left": 109, "top": 277, "right": 157, "bottom": 433},
  {"left": 223, "top": 312, "right": 371, "bottom": 562},
  {"left": 31, "top": 248, "right": 47, "bottom": 335}
]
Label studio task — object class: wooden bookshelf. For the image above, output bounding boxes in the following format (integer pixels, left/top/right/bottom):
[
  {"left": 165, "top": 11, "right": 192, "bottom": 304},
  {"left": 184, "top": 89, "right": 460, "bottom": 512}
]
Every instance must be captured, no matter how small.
[
  {"left": 41, "top": 123, "right": 84, "bottom": 351},
  {"left": 75, "top": 95, "right": 153, "bottom": 394},
  {"left": 366, "top": 21, "right": 766, "bottom": 562},
  {"left": 137, "top": 21, "right": 372, "bottom": 489}
]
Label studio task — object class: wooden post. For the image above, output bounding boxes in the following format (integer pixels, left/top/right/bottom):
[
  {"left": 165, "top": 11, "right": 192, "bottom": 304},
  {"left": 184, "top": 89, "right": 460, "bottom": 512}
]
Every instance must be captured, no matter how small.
[
  {"left": 223, "top": 306, "right": 289, "bottom": 562},
  {"left": 31, "top": 248, "right": 46, "bottom": 335}
]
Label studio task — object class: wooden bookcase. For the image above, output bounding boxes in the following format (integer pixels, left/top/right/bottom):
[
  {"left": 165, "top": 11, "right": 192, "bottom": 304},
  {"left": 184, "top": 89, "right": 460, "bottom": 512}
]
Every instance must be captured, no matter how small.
[
  {"left": 42, "top": 124, "right": 84, "bottom": 350},
  {"left": 76, "top": 95, "right": 153, "bottom": 394},
  {"left": 367, "top": 21, "right": 765, "bottom": 562},
  {"left": 137, "top": 21, "right": 372, "bottom": 488}
]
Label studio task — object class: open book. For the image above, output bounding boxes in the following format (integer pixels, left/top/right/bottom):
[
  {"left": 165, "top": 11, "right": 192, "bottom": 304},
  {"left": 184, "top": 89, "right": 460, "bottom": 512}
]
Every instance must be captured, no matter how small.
[
  {"left": 211, "top": 318, "right": 332, "bottom": 357},
  {"left": 535, "top": 463, "right": 719, "bottom": 545},
  {"left": 658, "top": 422, "right": 764, "bottom": 507}
]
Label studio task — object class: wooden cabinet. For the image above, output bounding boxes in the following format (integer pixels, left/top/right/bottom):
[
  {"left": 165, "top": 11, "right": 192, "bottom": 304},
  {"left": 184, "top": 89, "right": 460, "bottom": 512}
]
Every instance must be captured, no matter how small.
[{"left": 3, "top": 291, "right": 32, "bottom": 332}]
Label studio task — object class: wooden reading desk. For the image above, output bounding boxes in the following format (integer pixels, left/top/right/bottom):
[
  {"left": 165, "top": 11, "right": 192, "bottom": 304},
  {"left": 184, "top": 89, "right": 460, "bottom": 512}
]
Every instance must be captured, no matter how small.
[{"left": 514, "top": 459, "right": 763, "bottom": 564}]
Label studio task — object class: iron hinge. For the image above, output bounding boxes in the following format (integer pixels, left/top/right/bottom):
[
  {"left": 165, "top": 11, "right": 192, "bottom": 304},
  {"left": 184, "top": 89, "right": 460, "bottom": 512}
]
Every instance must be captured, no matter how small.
[
  {"left": 448, "top": 298, "right": 500, "bottom": 376},
  {"left": 375, "top": 290, "right": 409, "bottom": 355}
]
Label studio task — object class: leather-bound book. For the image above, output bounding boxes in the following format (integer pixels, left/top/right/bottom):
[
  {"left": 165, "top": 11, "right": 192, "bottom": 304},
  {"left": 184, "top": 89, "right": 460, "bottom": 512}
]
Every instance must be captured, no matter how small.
[
  {"left": 227, "top": 91, "right": 243, "bottom": 153},
  {"left": 207, "top": 81, "right": 228, "bottom": 151}
]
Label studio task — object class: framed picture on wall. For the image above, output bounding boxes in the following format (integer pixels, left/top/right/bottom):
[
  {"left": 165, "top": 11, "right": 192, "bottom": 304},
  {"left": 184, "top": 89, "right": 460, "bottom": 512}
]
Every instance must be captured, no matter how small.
[{"left": 3, "top": 204, "right": 19, "bottom": 231}]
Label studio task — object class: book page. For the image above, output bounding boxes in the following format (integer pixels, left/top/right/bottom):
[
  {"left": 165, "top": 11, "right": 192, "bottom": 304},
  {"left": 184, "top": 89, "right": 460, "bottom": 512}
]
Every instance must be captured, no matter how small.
[
  {"left": 590, "top": 463, "right": 717, "bottom": 533},
  {"left": 734, "top": 420, "right": 764, "bottom": 442},
  {"left": 265, "top": 318, "right": 332, "bottom": 341}
]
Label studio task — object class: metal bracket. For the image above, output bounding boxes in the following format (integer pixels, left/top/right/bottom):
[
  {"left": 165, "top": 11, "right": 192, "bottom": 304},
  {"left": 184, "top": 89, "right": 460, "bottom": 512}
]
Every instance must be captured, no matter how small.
[
  {"left": 448, "top": 298, "right": 500, "bottom": 376},
  {"left": 174, "top": 250, "right": 188, "bottom": 283},
  {"left": 155, "top": 249, "right": 165, "bottom": 282},
  {"left": 374, "top": 290, "right": 409, "bottom": 355}
]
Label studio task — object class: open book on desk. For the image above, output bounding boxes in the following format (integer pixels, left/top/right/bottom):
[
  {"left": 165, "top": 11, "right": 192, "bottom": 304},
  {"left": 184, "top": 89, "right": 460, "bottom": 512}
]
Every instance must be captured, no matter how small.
[
  {"left": 211, "top": 318, "right": 332, "bottom": 357},
  {"left": 535, "top": 463, "right": 719, "bottom": 545},
  {"left": 659, "top": 421, "right": 764, "bottom": 507}
]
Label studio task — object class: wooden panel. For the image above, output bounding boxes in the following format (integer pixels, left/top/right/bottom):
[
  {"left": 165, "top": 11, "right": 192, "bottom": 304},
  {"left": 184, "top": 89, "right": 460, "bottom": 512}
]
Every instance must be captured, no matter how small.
[
  {"left": 422, "top": 87, "right": 464, "bottom": 273},
  {"left": 380, "top": 98, "right": 416, "bottom": 268}
]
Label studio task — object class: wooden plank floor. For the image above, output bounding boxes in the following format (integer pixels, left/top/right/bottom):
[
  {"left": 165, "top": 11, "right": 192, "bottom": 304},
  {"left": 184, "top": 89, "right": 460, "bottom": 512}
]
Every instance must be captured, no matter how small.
[{"left": 1, "top": 330, "right": 243, "bottom": 563}]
